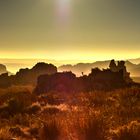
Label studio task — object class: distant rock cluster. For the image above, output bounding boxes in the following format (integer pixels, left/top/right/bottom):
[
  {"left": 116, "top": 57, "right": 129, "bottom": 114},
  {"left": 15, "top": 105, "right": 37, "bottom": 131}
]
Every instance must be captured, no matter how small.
[
  {"left": 0, "top": 60, "right": 135, "bottom": 91},
  {"left": 58, "top": 60, "right": 140, "bottom": 77},
  {"left": 34, "top": 60, "right": 133, "bottom": 94}
]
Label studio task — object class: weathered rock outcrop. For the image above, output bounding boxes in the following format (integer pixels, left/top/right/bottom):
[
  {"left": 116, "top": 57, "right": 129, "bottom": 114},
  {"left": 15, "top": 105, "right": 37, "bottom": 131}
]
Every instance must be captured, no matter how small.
[
  {"left": 12, "top": 63, "right": 57, "bottom": 85},
  {"left": 109, "top": 60, "right": 132, "bottom": 83},
  {"left": 34, "top": 60, "right": 133, "bottom": 94},
  {"left": 0, "top": 63, "right": 57, "bottom": 88},
  {"left": 34, "top": 72, "right": 78, "bottom": 94}
]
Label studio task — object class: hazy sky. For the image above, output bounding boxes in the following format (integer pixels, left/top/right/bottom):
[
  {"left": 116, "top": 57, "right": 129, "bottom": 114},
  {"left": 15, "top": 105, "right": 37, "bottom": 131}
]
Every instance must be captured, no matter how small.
[{"left": 0, "top": 0, "right": 140, "bottom": 61}]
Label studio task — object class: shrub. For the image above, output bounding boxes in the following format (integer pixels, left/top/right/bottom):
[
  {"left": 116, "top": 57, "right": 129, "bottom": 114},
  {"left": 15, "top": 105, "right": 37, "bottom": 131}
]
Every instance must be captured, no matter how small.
[
  {"left": 79, "top": 113, "right": 107, "bottom": 140},
  {"left": 10, "top": 114, "right": 30, "bottom": 127},
  {"left": 111, "top": 121, "right": 140, "bottom": 140},
  {"left": 0, "top": 128, "right": 13, "bottom": 140},
  {"left": 0, "top": 91, "right": 35, "bottom": 116},
  {"left": 79, "top": 92, "right": 108, "bottom": 108},
  {"left": 118, "top": 87, "right": 140, "bottom": 108},
  {"left": 0, "top": 88, "right": 35, "bottom": 105},
  {"left": 42, "top": 106, "right": 60, "bottom": 115},
  {"left": 0, "top": 98, "right": 28, "bottom": 118},
  {"left": 44, "top": 93, "right": 61, "bottom": 105},
  {"left": 0, "top": 105, "right": 9, "bottom": 118},
  {"left": 28, "top": 127, "right": 39, "bottom": 138},
  {"left": 26, "top": 103, "right": 41, "bottom": 114},
  {"left": 39, "top": 119, "right": 60, "bottom": 140},
  {"left": 8, "top": 98, "right": 25, "bottom": 114},
  {"left": 9, "top": 126, "right": 24, "bottom": 137},
  {"left": 115, "top": 87, "right": 140, "bottom": 120}
]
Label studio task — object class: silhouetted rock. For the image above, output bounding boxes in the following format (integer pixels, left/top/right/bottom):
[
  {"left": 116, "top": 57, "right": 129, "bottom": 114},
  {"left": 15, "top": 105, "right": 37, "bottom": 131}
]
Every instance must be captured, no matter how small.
[
  {"left": 88, "top": 68, "right": 125, "bottom": 90},
  {"left": 0, "top": 60, "right": 135, "bottom": 90},
  {"left": 58, "top": 60, "right": 140, "bottom": 77},
  {"left": 34, "top": 60, "right": 134, "bottom": 94},
  {"left": 12, "top": 63, "right": 57, "bottom": 85},
  {"left": 0, "top": 63, "right": 57, "bottom": 88},
  {"left": 0, "top": 64, "right": 8, "bottom": 75},
  {"left": 34, "top": 72, "right": 78, "bottom": 94},
  {"left": 109, "top": 60, "right": 118, "bottom": 72},
  {"left": 109, "top": 60, "right": 132, "bottom": 83},
  {"left": 0, "top": 73, "right": 11, "bottom": 88}
]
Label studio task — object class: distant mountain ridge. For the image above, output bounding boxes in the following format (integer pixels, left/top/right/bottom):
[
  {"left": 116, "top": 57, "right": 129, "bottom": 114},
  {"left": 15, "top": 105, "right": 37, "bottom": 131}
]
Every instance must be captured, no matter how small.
[
  {"left": 58, "top": 60, "right": 140, "bottom": 77},
  {"left": 128, "top": 58, "right": 140, "bottom": 64},
  {"left": 0, "top": 58, "right": 140, "bottom": 77}
]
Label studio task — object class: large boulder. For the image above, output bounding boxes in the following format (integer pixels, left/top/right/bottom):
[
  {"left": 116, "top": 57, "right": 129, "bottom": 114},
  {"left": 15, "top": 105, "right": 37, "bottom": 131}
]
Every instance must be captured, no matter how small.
[{"left": 34, "top": 72, "right": 78, "bottom": 94}]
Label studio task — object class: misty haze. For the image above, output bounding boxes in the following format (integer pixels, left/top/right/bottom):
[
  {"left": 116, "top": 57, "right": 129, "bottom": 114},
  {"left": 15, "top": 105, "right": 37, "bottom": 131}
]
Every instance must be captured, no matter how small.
[{"left": 0, "top": 0, "right": 140, "bottom": 140}]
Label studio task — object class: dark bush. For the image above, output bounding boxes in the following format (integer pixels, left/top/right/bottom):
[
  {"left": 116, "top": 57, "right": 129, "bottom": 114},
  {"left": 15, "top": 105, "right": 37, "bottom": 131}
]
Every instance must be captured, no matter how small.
[{"left": 39, "top": 120, "right": 60, "bottom": 140}]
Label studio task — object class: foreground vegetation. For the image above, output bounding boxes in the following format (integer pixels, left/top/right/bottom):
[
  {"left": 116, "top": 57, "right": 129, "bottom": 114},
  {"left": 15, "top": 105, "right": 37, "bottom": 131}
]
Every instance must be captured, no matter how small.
[{"left": 0, "top": 86, "right": 140, "bottom": 140}]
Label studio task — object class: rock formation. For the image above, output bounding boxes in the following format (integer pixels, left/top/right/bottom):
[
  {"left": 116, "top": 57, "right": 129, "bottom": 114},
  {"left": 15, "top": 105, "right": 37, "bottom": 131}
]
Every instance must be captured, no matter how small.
[
  {"left": 0, "top": 64, "right": 8, "bottom": 75},
  {"left": 34, "top": 60, "right": 133, "bottom": 94},
  {"left": 0, "top": 60, "right": 133, "bottom": 90},
  {"left": 109, "top": 60, "right": 132, "bottom": 83},
  {"left": 0, "top": 73, "right": 11, "bottom": 88},
  {"left": 0, "top": 63, "right": 57, "bottom": 88},
  {"left": 34, "top": 72, "right": 78, "bottom": 94},
  {"left": 12, "top": 63, "right": 57, "bottom": 85},
  {"left": 59, "top": 60, "right": 140, "bottom": 77}
]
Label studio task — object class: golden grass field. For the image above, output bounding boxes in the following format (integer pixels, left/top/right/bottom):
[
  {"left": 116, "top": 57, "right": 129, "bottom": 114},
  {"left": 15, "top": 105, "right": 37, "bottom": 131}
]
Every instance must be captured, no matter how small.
[{"left": 0, "top": 86, "right": 140, "bottom": 140}]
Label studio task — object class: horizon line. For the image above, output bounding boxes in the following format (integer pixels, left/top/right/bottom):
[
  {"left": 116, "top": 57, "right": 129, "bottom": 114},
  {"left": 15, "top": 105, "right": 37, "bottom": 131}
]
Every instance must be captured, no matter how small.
[{"left": 0, "top": 57, "right": 139, "bottom": 61}]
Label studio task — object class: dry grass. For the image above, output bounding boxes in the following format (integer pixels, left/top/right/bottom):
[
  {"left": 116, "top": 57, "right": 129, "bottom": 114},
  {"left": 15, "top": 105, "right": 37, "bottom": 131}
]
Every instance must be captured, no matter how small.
[
  {"left": 0, "top": 128, "right": 13, "bottom": 140},
  {"left": 81, "top": 114, "right": 106, "bottom": 140},
  {"left": 111, "top": 121, "right": 140, "bottom": 140},
  {"left": 0, "top": 86, "right": 140, "bottom": 139},
  {"left": 39, "top": 119, "right": 61, "bottom": 140}
]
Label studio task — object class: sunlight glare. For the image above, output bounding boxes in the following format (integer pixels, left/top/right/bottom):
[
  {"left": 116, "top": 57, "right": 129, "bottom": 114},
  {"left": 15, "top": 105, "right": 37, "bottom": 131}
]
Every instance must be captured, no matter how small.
[{"left": 55, "top": 0, "right": 72, "bottom": 28}]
